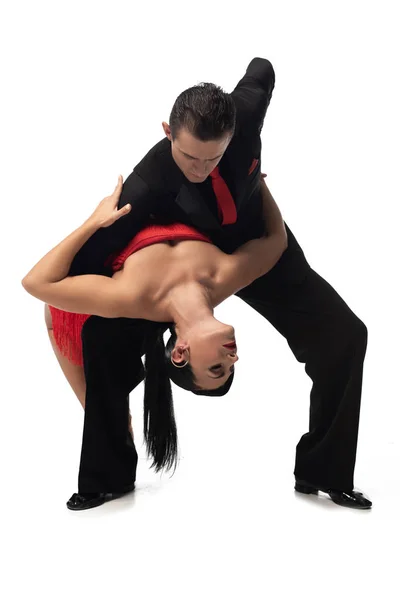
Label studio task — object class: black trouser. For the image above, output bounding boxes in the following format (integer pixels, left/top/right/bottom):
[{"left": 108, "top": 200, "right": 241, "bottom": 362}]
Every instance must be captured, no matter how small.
[
  {"left": 78, "top": 226, "right": 367, "bottom": 493},
  {"left": 78, "top": 318, "right": 152, "bottom": 492}
]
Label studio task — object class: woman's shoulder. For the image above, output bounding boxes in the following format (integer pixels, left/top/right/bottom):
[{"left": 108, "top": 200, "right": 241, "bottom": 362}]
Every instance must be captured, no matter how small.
[
  {"left": 111, "top": 248, "right": 174, "bottom": 320},
  {"left": 109, "top": 265, "right": 147, "bottom": 318}
]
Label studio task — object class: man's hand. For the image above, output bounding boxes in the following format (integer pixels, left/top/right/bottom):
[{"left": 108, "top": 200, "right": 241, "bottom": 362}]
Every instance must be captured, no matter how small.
[{"left": 88, "top": 175, "right": 131, "bottom": 229}]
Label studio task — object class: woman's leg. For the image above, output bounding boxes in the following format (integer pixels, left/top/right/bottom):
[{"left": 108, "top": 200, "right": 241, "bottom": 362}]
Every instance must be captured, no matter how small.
[
  {"left": 44, "top": 304, "right": 133, "bottom": 436},
  {"left": 45, "top": 303, "right": 86, "bottom": 407},
  {"left": 77, "top": 316, "right": 152, "bottom": 493}
]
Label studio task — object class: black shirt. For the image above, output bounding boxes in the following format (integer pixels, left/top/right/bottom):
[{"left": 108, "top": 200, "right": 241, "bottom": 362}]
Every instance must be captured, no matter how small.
[{"left": 70, "top": 57, "right": 275, "bottom": 276}]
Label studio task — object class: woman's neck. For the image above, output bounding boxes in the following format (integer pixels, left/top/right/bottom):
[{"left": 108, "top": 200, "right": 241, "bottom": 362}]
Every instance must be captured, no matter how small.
[{"left": 166, "top": 282, "right": 215, "bottom": 336}]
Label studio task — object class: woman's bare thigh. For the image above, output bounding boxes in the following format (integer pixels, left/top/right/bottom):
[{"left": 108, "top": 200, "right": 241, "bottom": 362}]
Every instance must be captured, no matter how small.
[{"left": 44, "top": 304, "right": 53, "bottom": 329}]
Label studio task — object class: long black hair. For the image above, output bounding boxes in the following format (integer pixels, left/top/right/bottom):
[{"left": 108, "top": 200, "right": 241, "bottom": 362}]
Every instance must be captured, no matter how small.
[{"left": 142, "top": 324, "right": 234, "bottom": 475}]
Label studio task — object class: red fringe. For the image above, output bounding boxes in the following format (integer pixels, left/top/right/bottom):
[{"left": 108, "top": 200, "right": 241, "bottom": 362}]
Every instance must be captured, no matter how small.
[
  {"left": 49, "top": 306, "right": 90, "bottom": 366},
  {"left": 49, "top": 223, "right": 212, "bottom": 367}
]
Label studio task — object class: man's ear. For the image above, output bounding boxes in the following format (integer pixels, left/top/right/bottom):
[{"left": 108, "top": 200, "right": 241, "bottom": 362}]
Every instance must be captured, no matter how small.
[{"left": 162, "top": 121, "right": 172, "bottom": 141}]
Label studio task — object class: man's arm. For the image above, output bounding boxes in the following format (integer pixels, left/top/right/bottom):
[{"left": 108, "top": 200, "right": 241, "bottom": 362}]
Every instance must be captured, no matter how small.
[
  {"left": 216, "top": 179, "right": 287, "bottom": 298},
  {"left": 69, "top": 170, "right": 154, "bottom": 276},
  {"left": 231, "top": 57, "right": 276, "bottom": 134}
]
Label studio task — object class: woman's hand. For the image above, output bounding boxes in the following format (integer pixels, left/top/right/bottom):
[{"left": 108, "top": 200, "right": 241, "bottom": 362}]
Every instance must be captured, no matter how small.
[{"left": 88, "top": 175, "right": 131, "bottom": 229}]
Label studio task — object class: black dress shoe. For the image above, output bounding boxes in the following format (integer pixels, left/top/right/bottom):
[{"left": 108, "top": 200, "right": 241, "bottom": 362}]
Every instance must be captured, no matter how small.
[
  {"left": 295, "top": 480, "right": 372, "bottom": 509},
  {"left": 67, "top": 482, "right": 136, "bottom": 511}
]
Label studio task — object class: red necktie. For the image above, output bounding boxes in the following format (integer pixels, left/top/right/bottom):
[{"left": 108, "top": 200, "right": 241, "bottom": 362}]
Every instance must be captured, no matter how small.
[{"left": 210, "top": 167, "right": 237, "bottom": 225}]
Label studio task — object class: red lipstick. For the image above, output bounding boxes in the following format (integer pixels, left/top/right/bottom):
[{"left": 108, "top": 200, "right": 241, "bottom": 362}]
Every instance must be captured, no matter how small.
[{"left": 223, "top": 342, "right": 237, "bottom": 350}]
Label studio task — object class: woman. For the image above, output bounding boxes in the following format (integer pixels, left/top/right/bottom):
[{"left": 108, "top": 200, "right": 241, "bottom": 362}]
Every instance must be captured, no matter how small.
[{"left": 22, "top": 174, "right": 287, "bottom": 470}]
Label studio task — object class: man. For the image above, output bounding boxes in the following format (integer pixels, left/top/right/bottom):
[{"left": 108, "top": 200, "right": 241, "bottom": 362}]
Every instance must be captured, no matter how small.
[{"left": 64, "top": 57, "right": 371, "bottom": 510}]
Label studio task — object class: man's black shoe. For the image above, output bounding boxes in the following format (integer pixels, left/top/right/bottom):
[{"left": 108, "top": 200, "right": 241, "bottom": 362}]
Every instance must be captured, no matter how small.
[
  {"left": 295, "top": 480, "right": 372, "bottom": 509},
  {"left": 66, "top": 482, "right": 136, "bottom": 511}
]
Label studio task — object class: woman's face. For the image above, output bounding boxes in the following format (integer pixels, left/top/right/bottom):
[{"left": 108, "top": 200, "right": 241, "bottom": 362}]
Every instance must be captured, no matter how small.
[{"left": 175, "top": 322, "right": 239, "bottom": 390}]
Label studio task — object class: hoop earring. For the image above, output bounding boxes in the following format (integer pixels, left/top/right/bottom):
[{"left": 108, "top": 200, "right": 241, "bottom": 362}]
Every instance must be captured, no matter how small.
[{"left": 171, "top": 356, "right": 189, "bottom": 368}]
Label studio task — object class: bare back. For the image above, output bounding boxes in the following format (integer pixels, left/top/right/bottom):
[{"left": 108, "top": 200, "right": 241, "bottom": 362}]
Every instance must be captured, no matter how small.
[{"left": 111, "top": 240, "right": 232, "bottom": 320}]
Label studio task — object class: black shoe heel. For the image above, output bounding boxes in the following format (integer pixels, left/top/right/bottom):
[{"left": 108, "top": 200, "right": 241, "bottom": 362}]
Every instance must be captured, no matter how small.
[{"left": 295, "top": 482, "right": 318, "bottom": 495}]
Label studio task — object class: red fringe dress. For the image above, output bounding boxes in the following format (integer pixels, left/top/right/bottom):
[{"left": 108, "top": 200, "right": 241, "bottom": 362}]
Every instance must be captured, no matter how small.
[{"left": 49, "top": 223, "right": 212, "bottom": 366}]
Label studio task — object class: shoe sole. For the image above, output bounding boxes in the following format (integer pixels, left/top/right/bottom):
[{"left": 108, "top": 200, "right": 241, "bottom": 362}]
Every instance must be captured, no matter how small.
[{"left": 67, "top": 485, "right": 135, "bottom": 511}]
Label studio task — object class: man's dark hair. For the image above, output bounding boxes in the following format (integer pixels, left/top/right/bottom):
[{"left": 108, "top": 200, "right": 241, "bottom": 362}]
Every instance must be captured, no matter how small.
[
  {"left": 169, "top": 82, "right": 236, "bottom": 141},
  {"left": 142, "top": 324, "right": 234, "bottom": 475}
]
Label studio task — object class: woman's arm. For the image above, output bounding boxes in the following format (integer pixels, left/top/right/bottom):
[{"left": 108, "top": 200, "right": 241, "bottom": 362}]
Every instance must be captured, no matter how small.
[
  {"left": 216, "top": 177, "right": 288, "bottom": 298},
  {"left": 23, "top": 272, "right": 130, "bottom": 318},
  {"left": 21, "top": 176, "right": 133, "bottom": 317}
]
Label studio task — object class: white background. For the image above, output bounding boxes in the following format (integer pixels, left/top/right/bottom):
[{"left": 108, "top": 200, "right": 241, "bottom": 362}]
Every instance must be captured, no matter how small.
[{"left": 1, "top": 0, "right": 399, "bottom": 598}]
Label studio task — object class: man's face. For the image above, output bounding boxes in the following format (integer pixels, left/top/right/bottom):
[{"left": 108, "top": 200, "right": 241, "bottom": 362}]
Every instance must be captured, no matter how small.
[{"left": 162, "top": 122, "right": 232, "bottom": 183}]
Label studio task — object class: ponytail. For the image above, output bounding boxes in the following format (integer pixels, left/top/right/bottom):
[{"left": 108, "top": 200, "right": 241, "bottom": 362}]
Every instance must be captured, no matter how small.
[{"left": 143, "top": 325, "right": 178, "bottom": 474}]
